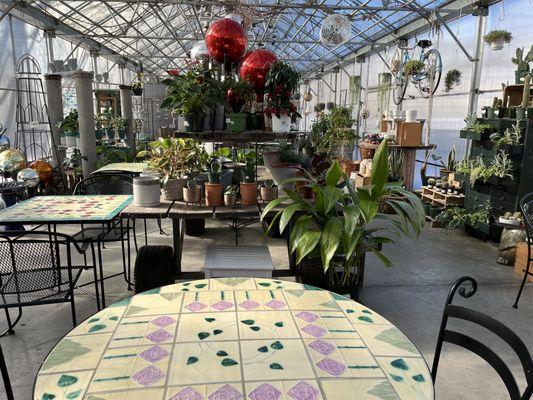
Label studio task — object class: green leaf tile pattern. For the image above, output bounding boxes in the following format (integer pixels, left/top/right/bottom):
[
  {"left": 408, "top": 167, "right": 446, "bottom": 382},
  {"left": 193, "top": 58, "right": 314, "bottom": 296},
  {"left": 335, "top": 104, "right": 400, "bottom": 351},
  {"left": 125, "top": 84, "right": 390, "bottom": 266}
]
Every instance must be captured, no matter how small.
[
  {"left": 221, "top": 358, "right": 238, "bottom": 366},
  {"left": 65, "top": 390, "right": 82, "bottom": 399},
  {"left": 274, "top": 321, "right": 284, "bottom": 327},
  {"left": 391, "top": 359, "right": 409, "bottom": 371},
  {"left": 270, "top": 341, "right": 283, "bottom": 350},
  {"left": 57, "top": 375, "right": 78, "bottom": 387},
  {"left": 198, "top": 332, "right": 210, "bottom": 340},
  {"left": 257, "top": 346, "right": 268, "bottom": 353},
  {"left": 241, "top": 319, "right": 254, "bottom": 325},
  {"left": 87, "top": 324, "right": 106, "bottom": 333},
  {"left": 205, "top": 318, "right": 216, "bottom": 322},
  {"left": 160, "top": 293, "right": 181, "bottom": 302},
  {"left": 213, "top": 329, "right": 223, "bottom": 335},
  {"left": 42, "top": 393, "right": 56, "bottom": 400},
  {"left": 42, "top": 339, "right": 91, "bottom": 371},
  {"left": 367, "top": 381, "right": 399, "bottom": 400},
  {"left": 216, "top": 351, "right": 228, "bottom": 357},
  {"left": 269, "top": 363, "right": 283, "bottom": 370},
  {"left": 187, "top": 356, "right": 199, "bottom": 365},
  {"left": 375, "top": 327, "right": 418, "bottom": 354}
]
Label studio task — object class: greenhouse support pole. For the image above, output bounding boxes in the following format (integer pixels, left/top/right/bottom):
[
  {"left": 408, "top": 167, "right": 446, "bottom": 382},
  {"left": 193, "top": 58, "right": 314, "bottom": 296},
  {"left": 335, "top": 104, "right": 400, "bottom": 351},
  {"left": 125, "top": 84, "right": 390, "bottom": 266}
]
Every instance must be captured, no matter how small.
[
  {"left": 44, "top": 74, "right": 63, "bottom": 166},
  {"left": 465, "top": 6, "right": 488, "bottom": 156},
  {"left": 120, "top": 85, "right": 135, "bottom": 150},
  {"left": 74, "top": 71, "right": 97, "bottom": 178}
]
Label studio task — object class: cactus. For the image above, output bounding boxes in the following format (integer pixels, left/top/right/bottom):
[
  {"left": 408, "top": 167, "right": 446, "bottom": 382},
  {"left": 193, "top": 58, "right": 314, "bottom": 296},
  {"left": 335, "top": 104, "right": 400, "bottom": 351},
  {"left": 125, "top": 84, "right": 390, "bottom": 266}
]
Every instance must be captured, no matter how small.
[
  {"left": 207, "top": 161, "right": 221, "bottom": 184},
  {"left": 224, "top": 184, "right": 238, "bottom": 195},
  {"left": 263, "top": 179, "right": 276, "bottom": 188},
  {"left": 186, "top": 179, "right": 196, "bottom": 190},
  {"left": 512, "top": 47, "right": 530, "bottom": 72},
  {"left": 522, "top": 73, "right": 531, "bottom": 109},
  {"left": 492, "top": 97, "right": 499, "bottom": 109}
]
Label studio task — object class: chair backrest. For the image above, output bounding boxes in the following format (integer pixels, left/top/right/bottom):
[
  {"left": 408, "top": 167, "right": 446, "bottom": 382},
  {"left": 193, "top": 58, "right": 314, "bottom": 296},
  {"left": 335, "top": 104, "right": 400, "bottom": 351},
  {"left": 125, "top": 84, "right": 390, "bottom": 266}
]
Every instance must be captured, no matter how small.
[
  {"left": 520, "top": 193, "right": 533, "bottom": 241},
  {"left": 432, "top": 276, "right": 533, "bottom": 399},
  {"left": 73, "top": 173, "right": 133, "bottom": 195},
  {"left": 0, "top": 232, "right": 78, "bottom": 301},
  {"left": 0, "top": 344, "right": 13, "bottom": 400}
]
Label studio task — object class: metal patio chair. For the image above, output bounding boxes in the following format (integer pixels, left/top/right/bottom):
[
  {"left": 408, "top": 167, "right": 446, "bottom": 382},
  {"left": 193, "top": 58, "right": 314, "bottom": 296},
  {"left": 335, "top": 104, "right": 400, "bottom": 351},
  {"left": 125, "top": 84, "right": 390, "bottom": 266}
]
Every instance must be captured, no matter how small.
[
  {"left": 0, "top": 344, "right": 13, "bottom": 400},
  {"left": 513, "top": 193, "right": 533, "bottom": 308},
  {"left": 0, "top": 231, "right": 94, "bottom": 336},
  {"left": 432, "top": 276, "right": 533, "bottom": 399}
]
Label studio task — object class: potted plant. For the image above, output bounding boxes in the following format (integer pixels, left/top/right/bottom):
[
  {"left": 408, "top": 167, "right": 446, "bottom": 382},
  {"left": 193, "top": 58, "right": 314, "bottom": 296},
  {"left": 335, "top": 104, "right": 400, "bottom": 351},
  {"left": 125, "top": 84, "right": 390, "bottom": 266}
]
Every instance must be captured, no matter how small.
[
  {"left": 511, "top": 46, "right": 532, "bottom": 84},
  {"left": 403, "top": 60, "right": 425, "bottom": 76},
  {"left": 57, "top": 109, "right": 78, "bottom": 147},
  {"left": 261, "top": 140, "right": 425, "bottom": 297},
  {"left": 516, "top": 74, "right": 531, "bottom": 120},
  {"left": 113, "top": 115, "right": 129, "bottom": 140},
  {"left": 240, "top": 154, "right": 257, "bottom": 206},
  {"left": 224, "top": 184, "right": 238, "bottom": 206},
  {"left": 444, "top": 69, "right": 462, "bottom": 92},
  {"left": 131, "top": 81, "right": 143, "bottom": 96},
  {"left": 205, "top": 161, "right": 223, "bottom": 206},
  {"left": 161, "top": 63, "right": 223, "bottom": 132},
  {"left": 183, "top": 179, "right": 201, "bottom": 204},
  {"left": 137, "top": 137, "right": 206, "bottom": 201},
  {"left": 94, "top": 113, "right": 107, "bottom": 140},
  {"left": 328, "top": 106, "right": 357, "bottom": 159},
  {"left": 224, "top": 78, "right": 255, "bottom": 133},
  {"left": 483, "top": 30, "right": 512, "bottom": 50},
  {"left": 264, "top": 61, "right": 301, "bottom": 133},
  {"left": 260, "top": 179, "right": 278, "bottom": 202}
]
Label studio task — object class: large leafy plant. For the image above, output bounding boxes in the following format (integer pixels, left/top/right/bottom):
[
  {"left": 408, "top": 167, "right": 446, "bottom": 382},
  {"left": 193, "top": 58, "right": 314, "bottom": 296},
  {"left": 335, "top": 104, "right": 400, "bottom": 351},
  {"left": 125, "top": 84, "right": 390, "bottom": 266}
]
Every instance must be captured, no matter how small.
[
  {"left": 160, "top": 63, "right": 224, "bottom": 116},
  {"left": 261, "top": 140, "right": 425, "bottom": 285},
  {"left": 264, "top": 61, "right": 301, "bottom": 118},
  {"left": 137, "top": 138, "right": 207, "bottom": 182},
  {"left": 57, "top": 109, "right": 79, "bottom": 132}
]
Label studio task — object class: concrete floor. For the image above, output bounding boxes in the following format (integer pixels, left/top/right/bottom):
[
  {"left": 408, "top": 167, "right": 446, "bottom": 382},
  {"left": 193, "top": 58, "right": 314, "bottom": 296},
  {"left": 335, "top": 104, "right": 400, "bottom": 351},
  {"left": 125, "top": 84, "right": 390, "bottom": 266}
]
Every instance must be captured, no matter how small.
[{"left": 2, "top": 219, "right": 532, "bottom": 399}]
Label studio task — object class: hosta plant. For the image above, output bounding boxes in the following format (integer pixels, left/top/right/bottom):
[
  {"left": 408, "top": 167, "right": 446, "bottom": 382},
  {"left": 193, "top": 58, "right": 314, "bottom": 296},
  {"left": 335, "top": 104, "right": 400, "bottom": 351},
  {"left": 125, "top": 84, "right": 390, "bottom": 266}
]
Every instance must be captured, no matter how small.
[{"left": 261, "top": 140, "right": 425, "bottom": 286}]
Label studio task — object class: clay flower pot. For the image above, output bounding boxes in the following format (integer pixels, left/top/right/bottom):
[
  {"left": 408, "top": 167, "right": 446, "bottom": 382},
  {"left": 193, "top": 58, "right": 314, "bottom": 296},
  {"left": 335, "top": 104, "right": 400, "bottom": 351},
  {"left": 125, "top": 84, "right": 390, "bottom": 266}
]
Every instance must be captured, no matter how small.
[
  {"left": 183, "top": 186, "right": 201, "bottom": 204},
  {"left": 260, "top": 186, "right": 278, "bottom": 202},
  {"left": 162, "top": 178, "right": 185, "bottom": 201},
  {"left": 204, "top": 183, "right": 222, "bottom": 206},
  {"left": 224, "top": 193, "right": 237, "bottom": 206},
  {"left": 240, "top": 182, "right": 257, "bottom": 206}
]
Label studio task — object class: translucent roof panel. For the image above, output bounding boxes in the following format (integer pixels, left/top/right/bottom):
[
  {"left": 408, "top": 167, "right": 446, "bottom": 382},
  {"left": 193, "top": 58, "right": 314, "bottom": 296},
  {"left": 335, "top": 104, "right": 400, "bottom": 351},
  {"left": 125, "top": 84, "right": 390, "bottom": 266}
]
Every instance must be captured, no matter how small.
[{"left": 28, "top": 0, "right": 467, "bottom": 75}]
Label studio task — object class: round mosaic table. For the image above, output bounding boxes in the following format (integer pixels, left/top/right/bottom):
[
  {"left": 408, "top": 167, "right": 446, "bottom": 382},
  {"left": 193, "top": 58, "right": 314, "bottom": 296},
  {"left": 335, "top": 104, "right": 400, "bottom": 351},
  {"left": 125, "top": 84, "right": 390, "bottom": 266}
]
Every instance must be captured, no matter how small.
[{"left": 34, "top": 278, "right": 434, "bottom": 400}]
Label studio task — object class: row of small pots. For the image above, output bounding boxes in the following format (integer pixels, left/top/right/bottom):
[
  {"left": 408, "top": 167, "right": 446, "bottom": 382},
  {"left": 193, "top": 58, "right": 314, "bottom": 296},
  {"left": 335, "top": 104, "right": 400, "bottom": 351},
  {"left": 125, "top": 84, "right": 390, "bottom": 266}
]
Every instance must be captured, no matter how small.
[
  {"left": 182, "top": 112, "right": 292, "bottom": 133},
  {"left": 186, "top": 183, "right": 278, "bottom": 207}
]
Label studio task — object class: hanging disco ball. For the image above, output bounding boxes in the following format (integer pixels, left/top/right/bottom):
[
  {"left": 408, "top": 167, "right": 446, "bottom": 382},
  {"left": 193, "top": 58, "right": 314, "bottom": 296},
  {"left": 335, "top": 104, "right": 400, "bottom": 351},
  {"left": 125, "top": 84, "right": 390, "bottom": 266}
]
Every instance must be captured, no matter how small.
[
  {"left": 238, "top": 49, "right": 277, "bottom": 95},
  {"left": 0, "top": 149, "right": 26, "bottom": 176},
  {"left": 205, "top": 18, "right": 248, "bottom": 64},
  {"left": 30, "top": 160, "right": 53, "bottom": 185},
  {"left": 17, "top": 168, "right": 40, "bottom": 188},
  {"left": 190, "top": 40, "right": 209, "bottom": 61},
  {"left": 320, "top": 14, "right": 352, "bottom": 47}
]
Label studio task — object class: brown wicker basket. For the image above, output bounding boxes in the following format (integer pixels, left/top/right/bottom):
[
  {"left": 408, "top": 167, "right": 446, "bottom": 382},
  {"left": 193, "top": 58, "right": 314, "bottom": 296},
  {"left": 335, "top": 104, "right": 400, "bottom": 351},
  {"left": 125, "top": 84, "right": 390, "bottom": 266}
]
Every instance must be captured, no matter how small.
[{"left": 359, "top": 145, "right": 376, "bottom": 160}]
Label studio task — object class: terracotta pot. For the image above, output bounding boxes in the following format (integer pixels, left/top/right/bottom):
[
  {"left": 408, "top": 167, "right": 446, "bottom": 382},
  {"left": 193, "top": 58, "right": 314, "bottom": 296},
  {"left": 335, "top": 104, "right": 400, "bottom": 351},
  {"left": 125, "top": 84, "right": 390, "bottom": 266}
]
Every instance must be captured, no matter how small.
[
  {"left": 224, "top": 193, "right": 237, "bottom": 206},
  {"left": 359, "top": 145, "right": 375, "bottom": 160},
  {"left": 296, "top": 182, "right": 314, "bottom": 199},
  {"left": 162, "top": 178, "right": 185, "bottom": 201},
  {"left": 204, "top": 183, "right": 222, "bottom": 206},
  {"left": 183, "top": 186, "right": 201, "bottom": 204},
  {"left": 260, "top": 186, "right": 278, "bottom": 202},
  {"left": 240, "top": 182, "right": 257, "bottom": 206},
  {"left": 340, "top": 159, "right": 360, "bottom": 176}
]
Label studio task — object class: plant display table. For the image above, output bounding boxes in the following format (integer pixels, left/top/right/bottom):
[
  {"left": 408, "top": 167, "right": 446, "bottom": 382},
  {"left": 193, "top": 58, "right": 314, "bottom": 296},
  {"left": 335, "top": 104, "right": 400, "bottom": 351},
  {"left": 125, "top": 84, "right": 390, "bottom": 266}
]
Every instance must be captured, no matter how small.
[
  {"left": 33, "top": 278, "right": 434, "bottom": 400},
  {"left": 92, "top": 162, "right": 152, "bottom": 175}
]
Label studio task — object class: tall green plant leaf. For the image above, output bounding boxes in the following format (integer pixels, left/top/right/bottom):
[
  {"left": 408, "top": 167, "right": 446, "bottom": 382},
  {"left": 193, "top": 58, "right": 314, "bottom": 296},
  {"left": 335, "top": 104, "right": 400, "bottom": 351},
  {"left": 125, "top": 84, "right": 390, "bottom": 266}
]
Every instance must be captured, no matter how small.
[
  {"left": 323, "top": 186, "right": 344, "bottom": 214},
  {"left": 343, "top": 204, "right": 360, "bottom": 235},
  {"left": 296, "top": 231, "right": 322, "bottom": 264},
  {"left": 320, "top": 217, "right": 343, "bottom": 271},
  {"left": 280, "top": 204, "right": 301, "bottom": 234},
  {"left": 326, "top": 161, "right": 343, "bottom": 186},
  {"left": 260, "top": 197, "right": 289, "bottom": 222},
  {"left": 371, "top": 140, "right": 389, "bottom": 198},
  {"left": 290, "top": 215, "right": 312, "bottom": 253}
]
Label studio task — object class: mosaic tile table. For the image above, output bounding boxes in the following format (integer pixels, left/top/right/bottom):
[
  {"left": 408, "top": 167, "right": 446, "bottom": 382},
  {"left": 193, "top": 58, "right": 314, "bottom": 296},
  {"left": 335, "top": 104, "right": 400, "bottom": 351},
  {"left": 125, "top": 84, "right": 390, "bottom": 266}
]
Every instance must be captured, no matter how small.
[
  {"left": 0, "top": 195, "right": 132, "bottom": 225},
  {"left": 34, "top": 278, "right": 434, "bottom": 400},
  {"left": 94, "top": 163, "right": 151, "bottom": 175}
]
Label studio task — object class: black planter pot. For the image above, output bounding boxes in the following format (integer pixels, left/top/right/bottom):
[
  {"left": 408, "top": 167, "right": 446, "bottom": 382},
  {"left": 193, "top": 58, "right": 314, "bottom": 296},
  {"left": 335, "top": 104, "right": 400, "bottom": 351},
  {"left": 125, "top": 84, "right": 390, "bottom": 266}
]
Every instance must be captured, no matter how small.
[
  {"left": 185, "top": 218, "right": 205, "bottom": 236},
  {"left": 132, "top": 88, "right": 143, "bottom": 96},
  {"left": 184, "top": 114, "right": 205, "bottom": 132},
  {"left": 261, "top": 215, "right": 284, "bottom": 239}
]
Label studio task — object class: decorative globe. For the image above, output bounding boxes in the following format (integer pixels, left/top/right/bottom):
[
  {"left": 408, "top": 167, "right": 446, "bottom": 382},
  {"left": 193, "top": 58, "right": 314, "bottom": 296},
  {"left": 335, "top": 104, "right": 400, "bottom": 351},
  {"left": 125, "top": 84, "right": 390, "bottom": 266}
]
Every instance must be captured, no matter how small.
[
  {"left": 30, "top": 160, "right": 53, "bottom": 185},
  {"left": 320, "top": 14, "right": 351, "bottom": 47},
  {"left": 238, "top": 49, "right": 278, "bottom": 96},
  {"left": 303, "top": 92, "right": 313, "bottom": 102},
  {"left": 0, "top": 134, "right": 10, "bottom": 153},
  {"left": 225, "top": 13, "right": 244, "bottom": 26},
  {"left": 17, "top": 168, "right": 40, "bottom": 188},
  {"left": 0, "top": 196, "right": 5, "bottom": 210},
  {"left": 205, "top": 18, "right": 248, "bottom": 64},
  {"left": 190, "top": 40, "right": 209, "bottom": 60},
  {"left": 0, "top": 149, "right": 26, "bottom": 176}
]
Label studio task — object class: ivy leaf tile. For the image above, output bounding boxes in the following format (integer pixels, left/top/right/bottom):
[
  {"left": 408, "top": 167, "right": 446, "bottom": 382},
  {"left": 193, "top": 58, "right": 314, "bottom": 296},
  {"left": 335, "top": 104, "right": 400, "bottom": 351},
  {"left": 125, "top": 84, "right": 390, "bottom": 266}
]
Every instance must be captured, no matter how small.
[
  {"left": 269, "top": 363, "right": 283, "bottom": 370},
  {"left": 241, "top": 319, "right": 255, "bottom": 325},
  {"left": 213, "top": 329, "right": 223, "bottom": 335},
  {"left": 205, "top": 317, "right": 216, "bottom": 322},
  {"left": 366, "top": 381, "right": 399, "bottom": 400},
  {"left": 41, "top": 394, "right": 56, "bottom": 400},
  {"left": 221, "top": 358, "right": 238, "bottom": 366},
  {"left": 374, "top": 327, "right": 418, "bottom": 354},
  {"left": 42, "top": 339, "right": 91, "bottom": 371},
  {"left": 187, "top": 356, "right": 199, "bottom": 365},
  {"left": 87, "top": 324, "right": 106, "bottom": 333},
  {"left": 391, "top": 358, "right": 409, "bottom": 371},
  {"left": 270, "top": 341, "right": 284, "bottom": 350},
  {"left": 66, "top": 389, "right": 82, "bottom": 399},
  {"left": 216, "top": 350, "right": 228, "bottom": 357},
  {"left": 250, "top": 326, "right": 260, "bottom": 331},
  {"left": 257, "top": 346, "right": 268, "bottom": 353},
  {"left": 57, "top": 374, "right": 78, "bottom": 387},
  {"left": 198, "top": 332, "right": 210, "bottom": 340},
  {"left": 274, "top": 321, "right": 284, "bottom": 327}
]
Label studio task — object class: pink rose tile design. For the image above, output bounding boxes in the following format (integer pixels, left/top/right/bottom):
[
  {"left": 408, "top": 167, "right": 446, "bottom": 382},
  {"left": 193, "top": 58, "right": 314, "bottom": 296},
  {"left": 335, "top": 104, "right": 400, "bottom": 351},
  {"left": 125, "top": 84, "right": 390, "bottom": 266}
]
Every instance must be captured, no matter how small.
[
  {"left": 239, "top": 300, "right": 260, "bottom": 310},
  {"left": 211, "top": 300, "right": 234, "bottom": 311},
  {"left": 169, "top": 386, "right": 204, "bottom": 400},
  {"left": 138, "top": 346, "right": 169, "bottom": 363},
  {"left": 301, "top": 324, "right": 327, "bottom": 338},
  {"left": 131, "top": 365, "right": 165, "bottom": 386},
  {"left": 151, "top": 315, "right": 176, "bottom": 327},
  {"left": 146, "top": 329, "right": 173, "bottom": 343},
  {"left": 316, "top": 358, "right": 346, "bottom": 376},
  {"left": 185, "top": 302, "right": 207, "bottom": 312},
  {"left": 295, "top": 311, "right": 319, "bottom": 323},
  {"left": 208, "top": 384, "right": 243, "bottom": 400},
  {"left": 248, "top": 383, "right": 282, "bottom": 400},
  {"left": 308, "top": 339, "right": 335, "bottom": 355},
  {"left": 265, "top": 300, "right": 286, "bottom": 310},
  {"left": 287, "top": 381, "right": 320, "bottom": 400}
]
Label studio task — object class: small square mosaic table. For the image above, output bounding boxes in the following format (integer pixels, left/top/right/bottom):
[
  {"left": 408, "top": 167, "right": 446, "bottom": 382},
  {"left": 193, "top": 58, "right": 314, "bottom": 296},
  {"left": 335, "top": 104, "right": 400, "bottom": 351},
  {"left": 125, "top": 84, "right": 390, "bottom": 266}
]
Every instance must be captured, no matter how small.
[
  {"left": 0, "top": 195, "right": 132, "bottom": 225},
  {"left": 34, "top": 278, "right": 434, "bottom": 400}
]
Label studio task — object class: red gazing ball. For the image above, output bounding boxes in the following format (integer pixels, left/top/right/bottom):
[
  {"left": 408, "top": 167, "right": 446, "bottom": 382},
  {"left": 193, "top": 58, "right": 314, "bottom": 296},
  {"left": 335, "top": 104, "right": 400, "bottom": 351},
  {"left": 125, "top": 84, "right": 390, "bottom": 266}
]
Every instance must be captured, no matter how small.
[
  {"left": 238, "top": 49, "right": 277, "bottom": 95},
  {"left": 205, "top": 18, "right": 248, "bottom": 64}
]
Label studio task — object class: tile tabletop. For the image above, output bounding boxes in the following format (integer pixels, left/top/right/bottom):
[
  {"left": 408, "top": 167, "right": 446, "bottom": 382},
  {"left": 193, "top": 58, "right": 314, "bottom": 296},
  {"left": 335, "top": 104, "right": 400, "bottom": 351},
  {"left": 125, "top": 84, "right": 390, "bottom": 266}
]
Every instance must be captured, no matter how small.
[
  {"left": 34, "top": 278, "right": 434, "bottom": 400},
  {"left": 0, "top": 195, "right": 132, "bottom": 224}
]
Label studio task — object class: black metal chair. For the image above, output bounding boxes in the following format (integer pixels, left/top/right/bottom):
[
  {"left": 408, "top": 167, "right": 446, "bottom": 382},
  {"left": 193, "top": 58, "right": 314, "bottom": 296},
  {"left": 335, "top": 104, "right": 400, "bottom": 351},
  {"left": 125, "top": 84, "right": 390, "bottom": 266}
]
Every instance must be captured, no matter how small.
[
  {"left": 432, "top": 276, "right": 533, "bottom": 399},
  {"left": 0, "top": 344, "right": 13, "bottom": 400},
  {"left": 513, "top": 193, "right": 533, "bottom": 308},
  {"left": 0, "top": 231, "right": 93, "bottom": 335}
]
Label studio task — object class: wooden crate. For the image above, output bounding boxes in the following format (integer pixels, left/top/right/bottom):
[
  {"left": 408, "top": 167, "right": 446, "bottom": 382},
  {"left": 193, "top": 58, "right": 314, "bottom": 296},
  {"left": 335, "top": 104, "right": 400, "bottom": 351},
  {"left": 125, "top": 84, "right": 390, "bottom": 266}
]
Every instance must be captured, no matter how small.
[
  {"left": 396, "top": 122, "right": 423, "bottom": 146},
  {"left": 514, "top": 242, "right": 533, "bottom": 283},
  {"left": 421, "top": 186, "right": 465, "bottom": 206},
  {"left": 354, "top": 173, "right": 371, "bottom": 187}
]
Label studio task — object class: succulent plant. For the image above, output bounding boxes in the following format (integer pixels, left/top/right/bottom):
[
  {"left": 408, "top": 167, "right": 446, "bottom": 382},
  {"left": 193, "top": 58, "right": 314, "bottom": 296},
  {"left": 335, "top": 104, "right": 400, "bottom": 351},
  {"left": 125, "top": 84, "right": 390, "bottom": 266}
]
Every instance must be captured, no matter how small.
[
  {"left": 224, "top": 184, "right": 238, "bottom": 195},
  {"left": 464, "top": 113, "right": 478, "bottom": 129},
  {"left": 512, "top": 47, "right": 530, "bottom": 72},
  {"left": 186, "top": 179, "right": 196, "bottom": 190},
  {"left": 208, "top": 161, "right": 222, "bottom": 184},
  {"left": 522, "top": 73, "right": 531, "bottom": 109},
  {"left": 262, "top": 179, "right": 276, "bottom": 188}
]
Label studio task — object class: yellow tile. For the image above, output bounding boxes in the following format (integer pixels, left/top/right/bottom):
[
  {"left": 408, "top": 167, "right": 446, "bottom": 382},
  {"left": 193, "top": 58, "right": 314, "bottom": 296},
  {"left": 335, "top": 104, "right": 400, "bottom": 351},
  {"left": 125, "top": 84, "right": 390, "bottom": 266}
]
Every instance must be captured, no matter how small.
[
  {"left": 176, "top": 312, "right": 238, "bottom": 342},
  {"left": 241, "top": 339, "right": 315, "bottom": 381},
  {"left": 318, "top": 312, "right": 360, "bottom": 339},
  {"left": 68, "top": 307, "right": 125, "bottom": 336},
  {"left": 205, "top": 383, "right": 244, "bottom": 399},
  {"left": 337, "top": 301, "right": 392, "bottom": 325},
  {"left": 34, "top": 370, "right": 93, "bottom": 400},
  {"left": 109, "top": 315, "right": 178, "bottom": 348},
  {"left": 126, "top": 293, "right": 183, "bottom": 317},
  {"left": 284, "top": 290, "right": 340, "bottom": 311},
  {"left": 181, "top": 291, "right": 236, "bottom": 313},
  {"left": 84, "top": 388, "right": 165, "bottom": 399},
  {"left": 376, "top": 356, "right": 433, "bottom": 400},
  {"left": 210, "top": 277, "right": 257, "bottom": 290},
  {"left": 168, "top": 341, "right": 241, "bottom": 385},
  {"left": 254, "top": 278, "right": 303, "bottom": 291},
  {"left": 161, "top": 280, "right": 209, "bottom": 293},
  {"left": 41, "top": 333, "right": 112, "bottom": 373},
  {"left": 356, "top": 325, "right": 419, "bottom": 357},
  {"left": 89, "top": 344, "right": 172, "bottom": 392},
  {"left": 165, "top": 384, "right": 207, "bottom": 399},
  {"left": 281, "top": 380, "right": 323, "bottom": 399},
  {"left": 322, "top": 379, "right": 401, "bottom": 399},
  {"left": 238, "top": 311, "right": 300, "bottom": 339}
]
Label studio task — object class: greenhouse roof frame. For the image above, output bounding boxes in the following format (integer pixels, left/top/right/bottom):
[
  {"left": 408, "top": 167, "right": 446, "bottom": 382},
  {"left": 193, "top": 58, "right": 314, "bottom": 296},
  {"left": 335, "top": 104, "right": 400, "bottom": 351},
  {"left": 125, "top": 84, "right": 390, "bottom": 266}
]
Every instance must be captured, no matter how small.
[{"left": 0, "top": 0, "right": 501, "bottom": 78}]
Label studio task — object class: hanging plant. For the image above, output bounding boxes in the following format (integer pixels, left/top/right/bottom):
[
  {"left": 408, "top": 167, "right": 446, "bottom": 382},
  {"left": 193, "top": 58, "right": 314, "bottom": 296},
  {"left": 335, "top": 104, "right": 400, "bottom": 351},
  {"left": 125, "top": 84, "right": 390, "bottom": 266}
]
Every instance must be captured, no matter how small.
[
  {"left": 483, "top": 30, "right": 512, "bottom": 50},
  {"left": 377, "top": 72, "right": 392, "bottom": 114},
  {"left": 403, "top": 60, "right": 425, "bottom": 76},
  {"left": 348, "top": 75, "right": 361, "bottom": 106},
  {"left": 444, "top": 69, "right": 462, "bottom": 92}
]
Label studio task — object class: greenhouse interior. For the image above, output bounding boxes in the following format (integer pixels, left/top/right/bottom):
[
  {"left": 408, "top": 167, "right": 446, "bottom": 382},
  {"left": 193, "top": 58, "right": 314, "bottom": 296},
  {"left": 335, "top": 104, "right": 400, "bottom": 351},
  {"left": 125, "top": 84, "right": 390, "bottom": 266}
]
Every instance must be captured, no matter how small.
[{"left": 0, "top": 0, "right": 533, "bottom": 399}]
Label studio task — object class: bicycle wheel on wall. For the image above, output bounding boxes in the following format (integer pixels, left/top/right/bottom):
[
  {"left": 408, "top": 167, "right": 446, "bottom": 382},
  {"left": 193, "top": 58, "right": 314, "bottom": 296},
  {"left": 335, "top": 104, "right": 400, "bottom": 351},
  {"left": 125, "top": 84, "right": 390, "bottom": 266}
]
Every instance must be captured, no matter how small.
[
  {"left": 392, "top": 73, "right": 408, "bottom": 105},
  {"left": 416, "top": 49, "right": 442, "bottom": 97}
]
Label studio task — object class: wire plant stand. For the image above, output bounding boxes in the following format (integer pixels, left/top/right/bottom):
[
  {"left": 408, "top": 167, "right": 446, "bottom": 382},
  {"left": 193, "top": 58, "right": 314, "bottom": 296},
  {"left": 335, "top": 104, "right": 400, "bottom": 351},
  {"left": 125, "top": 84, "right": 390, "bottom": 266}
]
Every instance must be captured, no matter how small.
[{"left": 15, "top": 54, "right": 65, "bottom": 188}]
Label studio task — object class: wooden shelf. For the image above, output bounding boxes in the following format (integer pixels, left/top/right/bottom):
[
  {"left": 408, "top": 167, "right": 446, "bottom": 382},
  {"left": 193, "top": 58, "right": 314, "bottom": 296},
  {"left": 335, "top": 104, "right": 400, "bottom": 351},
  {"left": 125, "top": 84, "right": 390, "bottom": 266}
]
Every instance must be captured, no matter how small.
[
  {"left": 160, "top": 129, "right": 298, "bottom": 143},
  {"left": 421, "top": 186, "right": 464, "bottom": 206}
]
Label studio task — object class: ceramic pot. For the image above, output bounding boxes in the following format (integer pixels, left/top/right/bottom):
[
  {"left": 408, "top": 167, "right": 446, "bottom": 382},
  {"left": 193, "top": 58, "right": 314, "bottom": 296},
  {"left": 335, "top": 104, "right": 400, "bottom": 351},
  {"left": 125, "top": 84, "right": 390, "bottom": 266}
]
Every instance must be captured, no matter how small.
[
  {"left": 359, "top": 145, "right": 375, "bottom": 160},
  {"left": 240, "top": 182, "right": 257, "bottom": 206},
  {"left": 271, "top": 114, "right": 291, "bottom": 133},
  {"left": 225, "top": 113, "right": 247, "bottom": 132},
  {"left": 133, "top": 176, "right": 160, "bottom": 207},
  {"left": 162, "top": 178, "right": 186, "bottom": 201},
  {"left": 516, "top": 107, "right": 526, "bottom": 120},
  {"left": 262, "top": 151, "right": 282, "bottom": 169},
  {"left": 260, "top": 186, "right": 278, "bottom": 202},
  {"left": 205, "top": 183, "right": 222, "bottom": 206},
  {"left": 65, "top": 131, "right": 77, "bottom": 147},
  {"left": 183, "top": 186, "right": 201, "bottom": 204},
  {"left": 405, "top": 110, "right": 418, "bottom": 122},
  {"left": 490, "top": 38, "right": 505, "bottom": 50},
  {"left": 268, "top": 163, "right": 302, "bottom": 189},
  {"left": 224, "top": 193, "right": 237, "bottom": 206},
  {"left": 184, "top": 114, "right": 205, "bottom": 132},
  {"left": 264, "top": 114, "right": 272, "bottom": 131}
]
